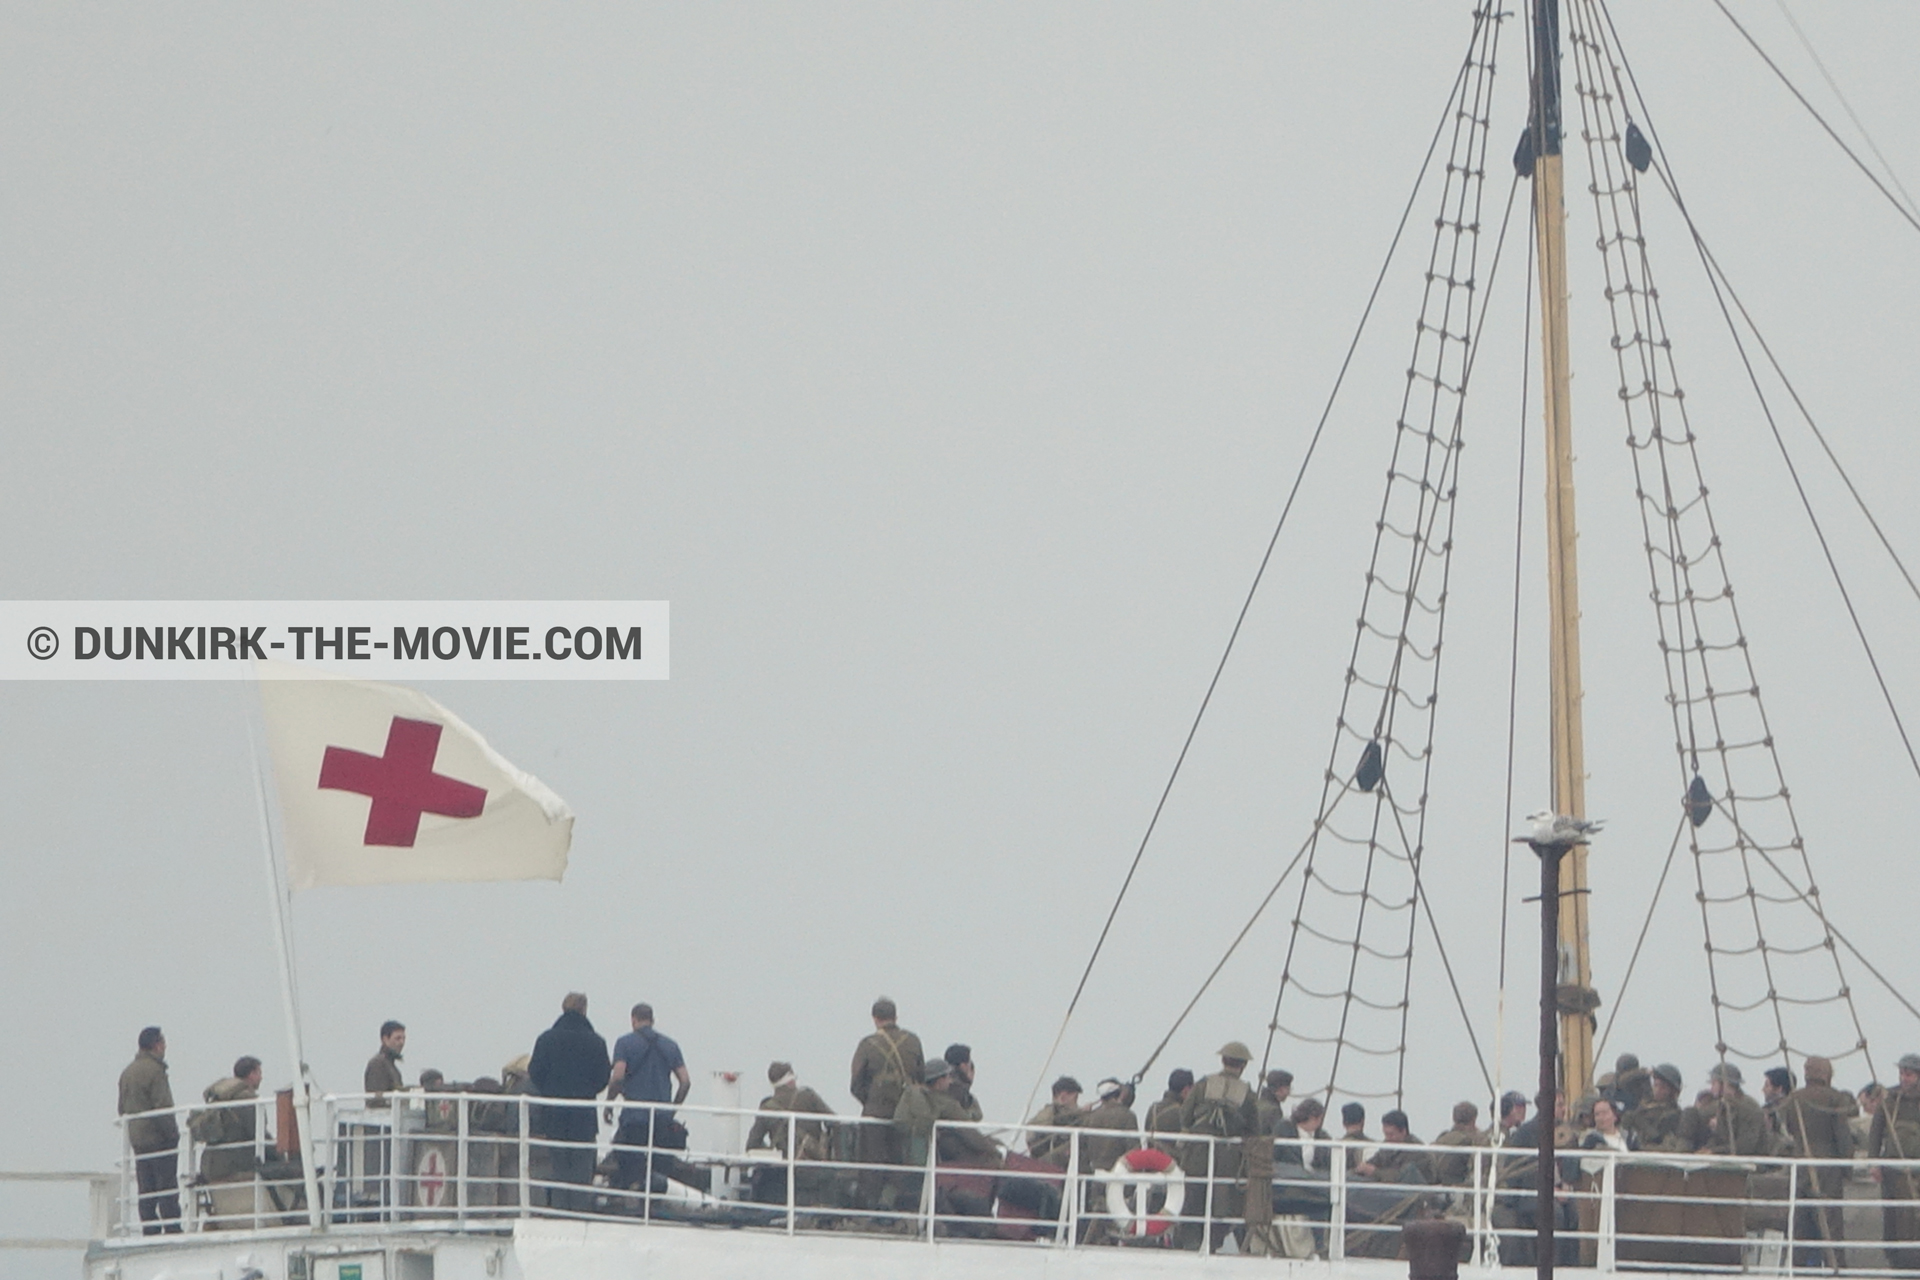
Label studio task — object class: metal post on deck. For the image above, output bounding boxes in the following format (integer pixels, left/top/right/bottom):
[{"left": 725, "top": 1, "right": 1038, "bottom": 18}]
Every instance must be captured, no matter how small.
[
  {"left": 1066, "top": 1128, "right": 1081, "bottom": 1247},
  {"left": 1330, "top": 1140, "right": 1348, "bottom": 1261},
  {"left": 784, "top": 1116, "right": 798, "bottom": 1236},
  {"left": 1202, "top": 1136, "right": 1216, "bottom": 1256},
  {"left": 1535, "top": 839, "right": 1564, "bottom": 1280},
  {"left": 456, "top": 1092, "right": 469, "bottom": 1228},
  {"left": 516, "top": 1098, "right": 530, "bottom": 1218}
]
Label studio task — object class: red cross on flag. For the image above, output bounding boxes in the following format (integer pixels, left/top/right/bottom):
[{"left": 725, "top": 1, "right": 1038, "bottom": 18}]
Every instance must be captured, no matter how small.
[{"left": 259, "top": 666, "right": 572, "bottom": 889}]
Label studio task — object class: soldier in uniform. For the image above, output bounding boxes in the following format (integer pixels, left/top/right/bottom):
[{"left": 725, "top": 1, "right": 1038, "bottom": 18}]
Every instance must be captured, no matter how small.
[
  {"left": 1610, "top": 1054, "right": 1652, "bottom": 1113},
  {"left": 1076, "top": 1079, "right": 1140, "bottom": 1242},
  {"left": 849, "top": 996, "right": 924, "bottom": 1213},
  {"left": 1180, "top": 1041, "right": 1260, "bottom": 1249},
  {"left": 747, "top": 1060, "right": 835, "bottom": 1155},
  {"left": 746, "top": 1060, "right": 836, "bottom": 1207},
  {"left": 1762, "top": 1067, "right": 1796, "bottom": 1152},
  {"left": 1432, "top": 1101, "right": 1490, "bottom": 1186},
  {"left": 1025, "top": 1076, "right": 1085, "bottom": 1167},
  {"left": 1869, "top": 1052, "right": 1920, "bottom": 1271},
  {"left": 923, "top": 1061, "right": 1002, "bottom": 1235},
  {"left": 196, "top": 1057, "right": 264, "bottom": 1184},
  {"left": 1356, "top": 1109, "right": 1431, "bottom": 1183},
  {"left": 1079, "top": 1078, "right": 1141, "bottom": 1173},
  {"left": 1779, "top": 1055, "right": 1856, "bottom": 1266},
  {"left": 1623, "top": 1063, "right": 1704, "bottom": 1153},
  {"left": 117, "top": 1026, "right": 181, "bottom": 1234},
  {"left": 1703, "top": 1062, "right": 1770, "bottom": 1156},
  {"left": 944, "top": 1045, "right": 982, "bottom": 1122},
  {"left": 1147, "top": 1069, "right": 1194, "bottom": 1143},
  {"left": 1255, "top": 1070, "right": 1294, "bottom": 1137}
]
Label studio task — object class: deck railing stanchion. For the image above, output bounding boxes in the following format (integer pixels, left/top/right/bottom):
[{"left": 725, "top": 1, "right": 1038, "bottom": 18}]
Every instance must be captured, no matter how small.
[
  {"left": 1066, "top": 1127, "right": 1081, "bottom": 1248},
  {"left": 784, "top": 1114, "right": 797, "bottom": 1236},
  {"left": 1329, "top": 1139, "right": 1347, "bottom": 1261},
  {"left": 516, "top": 1097, "right": 530, "bottom": 1218}
]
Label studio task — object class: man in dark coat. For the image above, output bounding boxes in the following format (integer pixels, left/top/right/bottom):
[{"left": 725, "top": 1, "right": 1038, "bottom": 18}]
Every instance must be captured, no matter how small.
[
  {"left": 117, "top": 1026, "right": 181, "bottom": 1234},
  {"left": 528, "top": 992, "right": 611, "bottom": 1212}
]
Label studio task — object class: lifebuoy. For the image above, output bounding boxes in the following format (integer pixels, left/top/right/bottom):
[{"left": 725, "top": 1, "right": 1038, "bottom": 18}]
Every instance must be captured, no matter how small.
[{"left": 1096, "top": 1147, "right": 1187, "bottom": 1237}]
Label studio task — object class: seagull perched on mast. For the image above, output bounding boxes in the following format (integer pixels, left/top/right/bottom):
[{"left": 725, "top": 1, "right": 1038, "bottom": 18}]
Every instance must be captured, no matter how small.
[{"left": 1515, "top": 810, "right": 1605, "bottom": 848}]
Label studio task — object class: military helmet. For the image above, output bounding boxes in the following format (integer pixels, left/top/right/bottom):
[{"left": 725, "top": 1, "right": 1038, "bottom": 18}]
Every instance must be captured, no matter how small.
[
  {"left": 923, "top": 1058, "right": 952, "bottom": 1083},
  {"left": 1898, "top": 1053, "right": 1920, "bottom": 1074},
  {"left": 1616, "top": 1053, "right": 1640, "bottom": 1072},
  {"left": 1708, "top": 1062, "right": 1743, "bottom": 1086},
  {"left": 767, "top": 1060, "right": 794, "bottom": 1083},
  {"left": 1652, "top": 1062, "right": 1683, "bottom": 1091},
  {"left": 1218, "top": 1040, "right": 1253, "bottom": 1063}
]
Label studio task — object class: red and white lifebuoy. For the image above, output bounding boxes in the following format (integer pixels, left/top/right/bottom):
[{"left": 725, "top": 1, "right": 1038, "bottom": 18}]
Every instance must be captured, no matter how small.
[{"left": 1097, "top": 1147, "right": 1187, "bottom": 1237}]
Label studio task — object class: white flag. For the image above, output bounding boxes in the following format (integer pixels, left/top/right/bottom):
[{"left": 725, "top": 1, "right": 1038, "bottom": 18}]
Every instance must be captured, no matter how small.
[{"left": 258, "top": 665, "right": 572, "bottom": 890}]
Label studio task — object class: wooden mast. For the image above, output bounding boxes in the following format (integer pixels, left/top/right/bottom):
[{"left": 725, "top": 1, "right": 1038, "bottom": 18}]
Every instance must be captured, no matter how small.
[{"left": 1530, "top": 0, "right": 1595, "bottom": 1105}]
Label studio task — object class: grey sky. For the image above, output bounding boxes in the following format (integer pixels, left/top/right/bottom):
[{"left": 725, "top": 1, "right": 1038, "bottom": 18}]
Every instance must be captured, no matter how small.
[{"left": 4, "top": 3, "right": 1920, "bottom": 1267}]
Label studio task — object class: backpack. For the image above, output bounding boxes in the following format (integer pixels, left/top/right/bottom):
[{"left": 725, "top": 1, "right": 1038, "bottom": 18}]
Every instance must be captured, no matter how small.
[
  {"left": 189, "top": 1103, "right": 241, "bottom": 1147},
  {"left": 1187, "top": 1075, "right": 1250, "bottom": 1137}
]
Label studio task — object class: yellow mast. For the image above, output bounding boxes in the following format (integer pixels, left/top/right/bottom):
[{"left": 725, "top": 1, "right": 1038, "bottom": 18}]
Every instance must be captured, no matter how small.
[{"left": 1530, "top": 0, "right": 1595, "bottom": 1105}]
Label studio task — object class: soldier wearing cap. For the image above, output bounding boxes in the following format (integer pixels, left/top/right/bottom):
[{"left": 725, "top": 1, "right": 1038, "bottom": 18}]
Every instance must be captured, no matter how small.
[
  {"left": 1703, "top": 1062, "right": 1770, "bottom": 1156},
  {"left": 1179, "top": 1041, "right": 1261, "bottom": 1248},
  {"left": 850, "top": 997, "right": 925, "bottom": 1212},
  {"left": 1025, "top": 1076, "right": 1085, "bottom": 1168},
  {"left": 1623, "top": 1063, "right": 1705, "bottom": 1153},
  {"left": 1779, "top": 1055, "right": 1856, "bottom": 1265},
  {"left": 1870, "top": 1052, "right": 1920, "bottom": 1270},
  {"left": 1610, "top": 1053, "right": 1652, "bottom": 1113}
]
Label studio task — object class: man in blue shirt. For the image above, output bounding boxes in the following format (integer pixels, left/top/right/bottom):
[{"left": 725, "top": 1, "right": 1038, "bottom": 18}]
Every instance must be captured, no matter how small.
[{"left": 605, "top": 1003, "right": 690, "bottom": 1198}]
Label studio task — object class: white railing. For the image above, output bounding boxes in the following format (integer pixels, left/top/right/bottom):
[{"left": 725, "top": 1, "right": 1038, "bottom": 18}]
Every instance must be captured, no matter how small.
[{"left": 106, "top": 1093, "right": 1920, "bottom": 1271}]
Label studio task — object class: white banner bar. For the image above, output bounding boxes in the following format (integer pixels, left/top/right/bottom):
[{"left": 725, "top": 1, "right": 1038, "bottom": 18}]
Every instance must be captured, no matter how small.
[{"left": 0, "top": 601, "right": 668, "bottom": 681}]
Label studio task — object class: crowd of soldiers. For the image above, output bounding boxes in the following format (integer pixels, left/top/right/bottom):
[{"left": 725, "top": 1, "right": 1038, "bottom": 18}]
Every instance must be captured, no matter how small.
[{"left": 114, "top": 996, "right": 1920, "bottom": 1260}]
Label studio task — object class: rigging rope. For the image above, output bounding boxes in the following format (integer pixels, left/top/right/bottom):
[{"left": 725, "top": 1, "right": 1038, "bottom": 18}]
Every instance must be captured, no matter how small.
[
  {"left": 1263, "top": 7, "right": 1509, "bottom": 1109},
  {"left": 1569, "top": 0, "right": 1872, "bottom": 1077},
  {"left": 1023, "top": 31, "right": 1496, "bottom": 1119},
  {"left": 1771, "top": 0, "right": 1920, "bottom": 220},
  {"left": 1591, "top": 814, "right": 1690, "bottom": 1064},
  {"left": 1705, "top": 0, "right": 1920, "bottom": 238}
]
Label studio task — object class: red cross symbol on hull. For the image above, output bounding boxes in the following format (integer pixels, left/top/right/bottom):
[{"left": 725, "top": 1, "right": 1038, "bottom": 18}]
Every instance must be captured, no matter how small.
[{"left": 317, "top": 716, "right": 487, "bottom": 847}]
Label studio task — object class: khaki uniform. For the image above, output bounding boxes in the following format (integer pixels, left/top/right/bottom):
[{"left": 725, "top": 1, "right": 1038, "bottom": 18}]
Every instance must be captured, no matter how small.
[
  {"left": 850, "top": 1024, "right": 923, "bottom": 1210},
  {"left": 1078, "top": 1098, "right": 1142, "bottom": 1174},
  {"left": 1704, "top": 1091, "right": 1771, "bottom": 1157},
  {"left": 1367, "top": 1134, "right": 1433, "bottom": 1183},
  {"left": 932, "top": 1091, "right": 1001, "bottom": 1166},
  {"left": 1180, "top": 1072, "right": 1258, "bottom": 1229},
  {"left": 950, "top": 1083, "right": 983, "bottom": 1124},
  {"left": 1431, "top": 1126, "right": 1491, "bottom": 1186},
  {"left": 1622, "top": 1098, "right": 1703, "bottom": 1153},
  {"left": 197, "top": 1076, "right": 261, "bottom": 1183},
  {"left": 747, "top": 1082, "right": 835, "bottom": 1159},
  {"left": 1025, "top": 1101, "right": 1086, "bottom": 1168},
  {"left": 1781, "top": 1082, "right": 1856, "bottom": 1259},
  {"left": 1870, "top": 1085, "right": 1920, "bottom": 1270}
]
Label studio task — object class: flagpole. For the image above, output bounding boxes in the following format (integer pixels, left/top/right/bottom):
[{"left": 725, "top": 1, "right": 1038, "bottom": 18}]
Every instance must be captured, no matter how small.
[{"left": 243, "top": 686, "right": 326, "bottom": 1231}]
